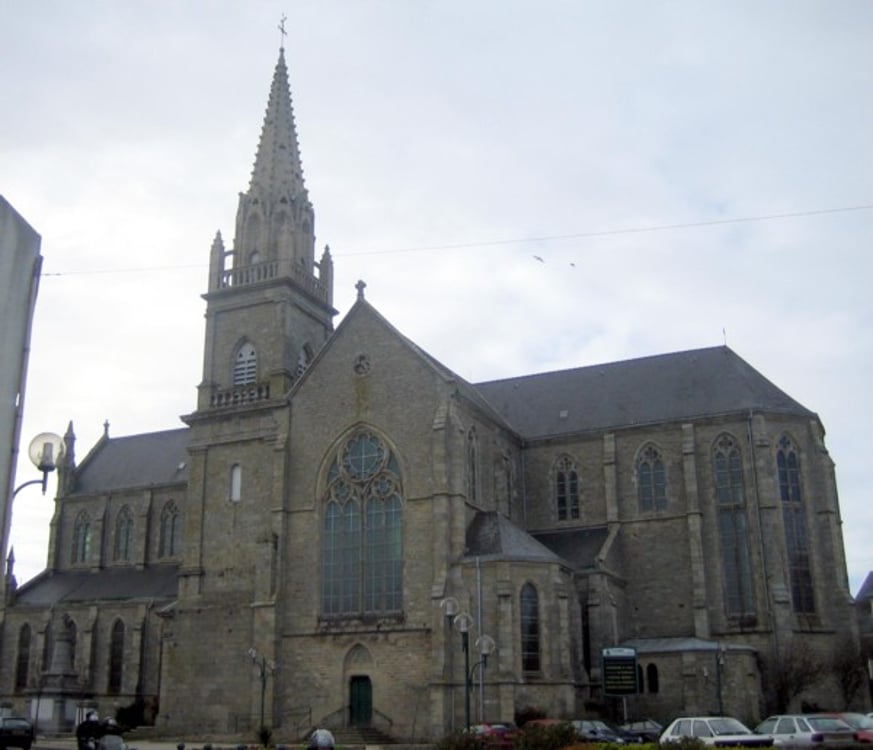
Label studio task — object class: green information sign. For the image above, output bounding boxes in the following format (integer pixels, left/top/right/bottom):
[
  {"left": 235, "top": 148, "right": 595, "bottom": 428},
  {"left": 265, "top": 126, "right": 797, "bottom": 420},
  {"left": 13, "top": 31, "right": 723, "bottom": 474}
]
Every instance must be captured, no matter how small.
[{"left": 601, "top": 647, "right": 638, "bottom": 696}]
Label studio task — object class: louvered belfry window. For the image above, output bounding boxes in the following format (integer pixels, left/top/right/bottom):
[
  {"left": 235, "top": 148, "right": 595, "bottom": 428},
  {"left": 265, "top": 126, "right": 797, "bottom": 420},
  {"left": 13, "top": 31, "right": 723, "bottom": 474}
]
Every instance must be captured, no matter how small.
[{"left": 233, "top": 342, "right": 257, "bottom": 385}]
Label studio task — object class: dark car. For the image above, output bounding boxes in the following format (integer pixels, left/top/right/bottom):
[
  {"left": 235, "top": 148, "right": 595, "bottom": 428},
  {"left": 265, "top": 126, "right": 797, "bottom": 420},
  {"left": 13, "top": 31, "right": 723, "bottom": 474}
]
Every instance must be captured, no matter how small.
[
  {"left": 0, "top": 717, "right": 34, "bottom": 750},
  {"left": 620, "top": 719, "right": 664, "bottom": 743},
  {"left": 572, "top": 719, "right": 626, "bottom": 744}
]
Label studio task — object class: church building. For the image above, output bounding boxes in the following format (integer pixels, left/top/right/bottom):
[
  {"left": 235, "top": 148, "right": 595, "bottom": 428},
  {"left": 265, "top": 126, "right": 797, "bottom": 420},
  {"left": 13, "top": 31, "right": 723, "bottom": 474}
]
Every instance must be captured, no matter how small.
[{"left": 0, "top": 45, "right": 862, "bottom": 741}]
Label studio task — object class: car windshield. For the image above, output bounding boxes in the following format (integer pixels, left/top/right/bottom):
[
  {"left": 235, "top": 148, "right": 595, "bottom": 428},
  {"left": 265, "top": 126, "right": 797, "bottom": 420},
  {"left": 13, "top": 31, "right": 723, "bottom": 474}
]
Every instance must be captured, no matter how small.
[{"left": 709, "top": 718, "right": 752, "bottom": 735}]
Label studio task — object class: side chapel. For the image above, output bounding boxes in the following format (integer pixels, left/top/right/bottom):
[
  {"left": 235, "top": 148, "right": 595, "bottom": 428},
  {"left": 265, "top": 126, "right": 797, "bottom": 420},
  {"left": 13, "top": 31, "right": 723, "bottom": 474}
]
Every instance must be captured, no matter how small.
[{"left": 0, "top": 43, "right": 862, "bottom": 740}]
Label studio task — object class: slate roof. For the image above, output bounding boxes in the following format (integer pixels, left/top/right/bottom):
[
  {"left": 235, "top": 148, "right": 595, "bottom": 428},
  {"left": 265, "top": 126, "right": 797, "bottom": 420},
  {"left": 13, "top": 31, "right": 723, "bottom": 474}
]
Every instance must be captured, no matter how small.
[
  {"left": 464, "top": 511, "right": 568, "bottom": 565},
  {"left": 532, "top": 527, "right": 610, "bottom": 571},
  {"left": 855, "top": 571, "right": 873, "bottom": 602},
  {"left": 13, "top": 565, "right": 179, "bottom": 606},
  {"left": 473, "top": 345, "right": 814, "bottom": 439},
  {"left": 71, "top": 427, "right": 189, "bottom": 495}
]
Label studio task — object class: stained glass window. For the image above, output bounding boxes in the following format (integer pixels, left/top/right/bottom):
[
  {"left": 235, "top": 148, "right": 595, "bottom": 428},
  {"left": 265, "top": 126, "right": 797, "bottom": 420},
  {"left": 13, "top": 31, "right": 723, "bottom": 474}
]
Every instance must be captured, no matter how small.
[{"left": 323, "top": 432, "right": 403, "bottom": 616}]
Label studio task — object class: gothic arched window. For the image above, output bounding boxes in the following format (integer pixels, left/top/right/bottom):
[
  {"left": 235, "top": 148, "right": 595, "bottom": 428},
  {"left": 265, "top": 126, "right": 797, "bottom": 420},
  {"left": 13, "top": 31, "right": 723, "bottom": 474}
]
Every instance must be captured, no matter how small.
[
  {"left": 159, "top": 501, "right": 179, "bottom": 558},
  {"left": 108, "top": 620, "right": 124, "bottom": 695},
  {"left": 467, "top": 428, "right": 479, "bottom": 504},
  {"left": 646, "top": 663, "right": 660, "bottom": 693},
  {"left": 554, "top": 455, "right": 580, "bottom": 520},
  {"left": 520, "top": 583, "right": 541, "bottom": 673},
  {"left": 777, "top": 435, "right": 815, "bottom": 613},
  {"left": 233, "top": 341, "right": 257, "bottom": 386},
  {"left": 15, "top": 624, "right": 30, "bottom": 691},
  {"left": 637, "top": 444, "right": 667, "bottom": 512},
  {"left": 113, "top": 506, "right": 134, "bottom": 562},
  {"left": 713, "top": 434, "right": 755, "bottom": 616},
  {"left": 322, "top": 431, "right": 403, "bottom": 616},
  {"left": 72, "top": 512, "right": 91, "bottom": 564}
]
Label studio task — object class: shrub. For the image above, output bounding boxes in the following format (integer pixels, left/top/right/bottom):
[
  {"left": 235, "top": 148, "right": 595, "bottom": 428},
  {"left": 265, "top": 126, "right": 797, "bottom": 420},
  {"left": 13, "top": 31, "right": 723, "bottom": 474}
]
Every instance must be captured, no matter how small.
[
  {"left": 435, "top": 730, "right": 487, "bottom": 750},
  {"left": 516, "top": 723, "right": 579, "bottom": 750}
]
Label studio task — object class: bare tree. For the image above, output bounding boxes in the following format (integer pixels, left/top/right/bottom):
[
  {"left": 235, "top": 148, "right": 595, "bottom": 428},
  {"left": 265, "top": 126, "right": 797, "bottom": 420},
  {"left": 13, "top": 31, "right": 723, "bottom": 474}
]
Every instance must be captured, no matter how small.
[
  {"left": 827, "top": 635, "right": 866, "bottom": 709},
  {"left": 762, "top": 638, "right": 824, "bottom": 713}
]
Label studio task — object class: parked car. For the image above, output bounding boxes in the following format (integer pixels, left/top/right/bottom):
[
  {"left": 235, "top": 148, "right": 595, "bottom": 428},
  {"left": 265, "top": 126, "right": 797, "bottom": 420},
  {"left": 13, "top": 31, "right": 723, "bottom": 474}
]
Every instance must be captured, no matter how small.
[
  {"left": 660, "top": 716, "right": 774, "bottom": 747},
  {"left": 0, "top": 717, "right": 34, "bottom": 750},
  {"left": 754, "top": 715, "right": 856, "bottom": 746},
  {"left": 572, "top": 719, "right": 626, "bottom": 744},
  {"left": 620, "top": 719, "right": 664, "bottom": 743},
  {"left": 818, "top": 714, "right": 873, "bottom": 743},
  {"left": 468, "top": 722, "right": 521, "bottom": 749}
]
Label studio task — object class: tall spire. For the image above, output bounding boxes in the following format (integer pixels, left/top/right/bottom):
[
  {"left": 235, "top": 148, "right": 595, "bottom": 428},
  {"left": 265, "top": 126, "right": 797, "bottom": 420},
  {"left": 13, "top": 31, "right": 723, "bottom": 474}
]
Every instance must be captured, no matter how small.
[
  {"left": 249, "top": 47, "right": 307, "bottom": 202},
  {"left": 228, "top": 46, "right": 317, "bottom": 275}
]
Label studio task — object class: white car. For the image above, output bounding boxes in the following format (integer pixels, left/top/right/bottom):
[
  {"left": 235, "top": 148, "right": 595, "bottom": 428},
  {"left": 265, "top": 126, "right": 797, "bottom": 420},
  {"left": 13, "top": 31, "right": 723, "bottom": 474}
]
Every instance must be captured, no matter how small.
[
  {"left": 755, "top": 715, "right": 855, "bottom": 746},
  {"left": 661, "top": 716, "right": 774, "bottom": 747}
]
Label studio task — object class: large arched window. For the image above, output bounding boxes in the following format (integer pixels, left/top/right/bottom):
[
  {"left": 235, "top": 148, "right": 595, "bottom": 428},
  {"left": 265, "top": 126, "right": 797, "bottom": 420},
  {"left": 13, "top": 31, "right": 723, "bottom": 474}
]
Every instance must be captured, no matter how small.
[
  {"left": 72, "top": 512, "right": 91, "bottom": 564},
  {"left": 108, "top": 620, "right": 124, "bottom": 695},
  {"left": 113, "top": 506, "right": 134, "bottom": 562},
  {"left": 15, "top": 624, "right": 30, "bottom": 691},
  {"left": 637, "top": 444, "right": 667, "bottom": 512},
  {"left": 233, "top": 341, "right": 257, "bottom": 385},
  {"left": 713, "top": 434, "right": 755, "bottom": 616},
  {"left": 520, "top": 583, "right": 541, "bottom": 673},
  {"left": 777, "top": 435, "right": 815, "bottom": 613},
  {"left": 554, "top": 455, "right": 580, "bottom": 520},
  {"left": 322, "top": 431, "right": 403, "bottom": 616},
  {"left": 159, "top": 501, "right": 180, "bottom": 558}
]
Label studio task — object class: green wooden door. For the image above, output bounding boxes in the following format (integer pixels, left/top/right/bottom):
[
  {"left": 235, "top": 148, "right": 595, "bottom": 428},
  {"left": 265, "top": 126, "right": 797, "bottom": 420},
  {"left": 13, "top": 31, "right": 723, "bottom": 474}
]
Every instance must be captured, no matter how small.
[{"left": 349, "top": 675, "right": 372, "bottom": 726}]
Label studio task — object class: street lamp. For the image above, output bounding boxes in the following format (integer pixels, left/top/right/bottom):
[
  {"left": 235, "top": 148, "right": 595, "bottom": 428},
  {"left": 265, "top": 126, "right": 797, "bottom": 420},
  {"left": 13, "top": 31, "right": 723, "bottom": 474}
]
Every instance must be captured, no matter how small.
[
  {"left": 472, "top": 635, "right": 496, "bottom": 725},
  {"left": 451, "top": 612, "right": 496, "bottom": 730},
  {"left": 13, "top": 433, "right": 64, "bottom": 498},
  {"left": 248, "top": 647, "right": 277, "bottom": 733},
  {"left": 454, "top": 613, "right": 474, "bottom": 730}
]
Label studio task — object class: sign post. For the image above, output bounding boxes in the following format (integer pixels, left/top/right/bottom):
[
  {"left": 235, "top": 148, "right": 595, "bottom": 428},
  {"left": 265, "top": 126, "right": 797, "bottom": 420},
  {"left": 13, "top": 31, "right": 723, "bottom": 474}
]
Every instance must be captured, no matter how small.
[{"left": 602, "top": 647, "right": 638, "bottom": 720}]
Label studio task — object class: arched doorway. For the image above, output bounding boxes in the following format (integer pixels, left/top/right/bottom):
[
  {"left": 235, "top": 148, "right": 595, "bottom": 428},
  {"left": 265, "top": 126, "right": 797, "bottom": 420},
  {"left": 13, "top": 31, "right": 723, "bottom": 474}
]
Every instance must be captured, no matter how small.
[{"left": 348, "top": 675, "right": 372, "bottom": 726}]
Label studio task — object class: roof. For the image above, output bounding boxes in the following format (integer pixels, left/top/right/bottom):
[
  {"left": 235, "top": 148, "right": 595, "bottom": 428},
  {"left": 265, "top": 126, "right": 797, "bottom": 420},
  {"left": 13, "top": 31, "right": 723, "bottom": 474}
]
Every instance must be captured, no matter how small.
[
  {"left": 13, "top": 565, "right": 179, "bottom": 606},
  {"left": 473, "top": 346, "right": 815, "bottom": 439},
  {"left": 72, "top": 428, "right": 189, "bottom": 495},
  {"left": 532, "top": 526, "right": 610, "bottom": 571},
  {"left": 855, "top": 571, "right": 873, "bottom": 601},
  {"left": 464, "top": 511, "right": 567, "bottom": 565}
]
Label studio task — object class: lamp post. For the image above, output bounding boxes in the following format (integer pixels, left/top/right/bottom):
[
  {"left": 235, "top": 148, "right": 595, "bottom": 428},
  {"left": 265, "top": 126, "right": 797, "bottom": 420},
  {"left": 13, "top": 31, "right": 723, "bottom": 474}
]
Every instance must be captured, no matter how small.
[
  {"left": 472, "top": 634, "right": 496, "bottom": 724},
  {"left": 446, "top": 608, "right": 496, "bottom": 731},
  {"left": 454, "top": 613, "right": 474, "bottom": 730},
  {"left": 248, "top": 647, "right": 276, "bottom": 732},
  {"left": 12, "top": 433, "right": 64, "bottom": 498}
]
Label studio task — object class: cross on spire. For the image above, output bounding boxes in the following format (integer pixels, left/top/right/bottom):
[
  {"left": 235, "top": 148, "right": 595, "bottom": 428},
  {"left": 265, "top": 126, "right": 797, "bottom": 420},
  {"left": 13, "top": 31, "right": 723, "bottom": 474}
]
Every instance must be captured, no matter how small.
[{"left": 278, "top": 14, "right": 287, "bottom": 49}]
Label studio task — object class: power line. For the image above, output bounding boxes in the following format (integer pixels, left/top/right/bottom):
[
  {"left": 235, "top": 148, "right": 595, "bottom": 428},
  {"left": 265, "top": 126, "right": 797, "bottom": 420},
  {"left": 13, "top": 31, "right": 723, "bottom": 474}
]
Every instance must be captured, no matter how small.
[
  {"left": 40, "top": 202, "right": 873, "bottom": 276},
  {"left": 336, "top": 203, "right": 873, "bottom": 257}
]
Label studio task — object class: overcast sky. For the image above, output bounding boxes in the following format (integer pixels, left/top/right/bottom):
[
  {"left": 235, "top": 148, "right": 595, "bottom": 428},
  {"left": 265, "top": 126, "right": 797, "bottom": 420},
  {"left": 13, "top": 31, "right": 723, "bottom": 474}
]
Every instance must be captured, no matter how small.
[{"left": 3, "top": 1, "right": 871, "bottom": 592}]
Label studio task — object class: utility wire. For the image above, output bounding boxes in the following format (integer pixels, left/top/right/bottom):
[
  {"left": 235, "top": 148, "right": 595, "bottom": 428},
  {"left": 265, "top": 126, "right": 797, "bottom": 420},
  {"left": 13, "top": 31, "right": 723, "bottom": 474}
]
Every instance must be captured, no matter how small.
[{"left": 41, "top": 202, "right": 873, "bottom": 276}]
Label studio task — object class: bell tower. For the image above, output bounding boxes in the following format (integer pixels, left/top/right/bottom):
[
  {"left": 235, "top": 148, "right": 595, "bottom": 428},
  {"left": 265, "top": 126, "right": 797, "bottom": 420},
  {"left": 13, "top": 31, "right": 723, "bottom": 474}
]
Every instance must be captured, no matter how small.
[{"left": 197, "top": 45, "right": 335, "bottom": 411}]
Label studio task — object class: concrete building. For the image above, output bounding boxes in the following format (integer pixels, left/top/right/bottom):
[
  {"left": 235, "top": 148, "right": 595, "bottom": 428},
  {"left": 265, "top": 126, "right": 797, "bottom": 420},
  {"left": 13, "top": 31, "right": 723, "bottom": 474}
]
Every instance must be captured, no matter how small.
[
  {"left": 0, "top": 47, "right": 863, "bottom": 740},
  {"left": 0, "top": 197, "right": 43, "bottom": 603}
]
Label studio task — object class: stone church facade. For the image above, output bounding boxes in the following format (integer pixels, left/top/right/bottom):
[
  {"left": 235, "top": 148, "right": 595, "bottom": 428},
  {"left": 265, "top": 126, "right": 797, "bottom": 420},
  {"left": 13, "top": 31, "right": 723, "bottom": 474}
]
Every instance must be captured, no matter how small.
[{"left": 0, "top": 47, "right": 862, "bottom": 740}]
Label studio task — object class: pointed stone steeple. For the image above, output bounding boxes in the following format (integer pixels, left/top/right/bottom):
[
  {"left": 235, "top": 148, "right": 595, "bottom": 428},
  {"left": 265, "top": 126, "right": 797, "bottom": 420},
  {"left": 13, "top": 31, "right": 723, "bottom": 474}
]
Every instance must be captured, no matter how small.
[
  {"left": 249, "top": 47, "right": 307, "bottom": 202},
  {"left": 228, "top": 46, "right": 317, "bottom": 277}
]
